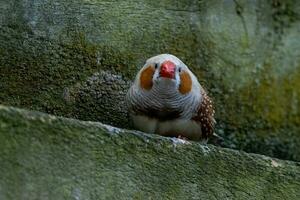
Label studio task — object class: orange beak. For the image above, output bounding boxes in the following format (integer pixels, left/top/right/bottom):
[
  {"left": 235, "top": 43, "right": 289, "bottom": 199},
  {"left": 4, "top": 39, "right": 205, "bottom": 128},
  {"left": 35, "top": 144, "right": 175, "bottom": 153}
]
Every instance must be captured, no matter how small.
[{"left": 159, "top": 60, "right": 176, "bottom": 79}]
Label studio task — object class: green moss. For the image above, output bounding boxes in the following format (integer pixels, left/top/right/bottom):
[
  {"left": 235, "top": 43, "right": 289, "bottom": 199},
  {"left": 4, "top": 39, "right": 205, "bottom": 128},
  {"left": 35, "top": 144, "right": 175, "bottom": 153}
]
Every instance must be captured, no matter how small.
[
  {"left": 223, "top": 63, "right": 300, "bottom": 128},
  {"left": 0, "top": 27, "right": 136, "bottom": 122},
  {"left": 0, "top": 106, "right": 300, "bottom": 199},
  {"left": 271, "top": 0, "right": 298, "bottom": 35},
  {"left": 216, "top": 64, "right": 300, "bottom": 161}
]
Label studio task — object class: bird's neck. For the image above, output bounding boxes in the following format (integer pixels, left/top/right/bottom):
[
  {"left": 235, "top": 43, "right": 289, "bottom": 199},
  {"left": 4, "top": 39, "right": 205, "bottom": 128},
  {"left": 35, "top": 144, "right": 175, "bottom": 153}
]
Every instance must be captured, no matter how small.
[{"left": 129, "top": 85, "right": 201, "bottom": 120}]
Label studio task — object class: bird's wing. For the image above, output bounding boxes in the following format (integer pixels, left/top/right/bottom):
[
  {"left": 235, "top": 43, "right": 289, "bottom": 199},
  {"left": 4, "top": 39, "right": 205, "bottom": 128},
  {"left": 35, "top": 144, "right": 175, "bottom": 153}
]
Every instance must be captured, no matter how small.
[{"left": 192, "top": 88, "right": 215, "bottom": 139}]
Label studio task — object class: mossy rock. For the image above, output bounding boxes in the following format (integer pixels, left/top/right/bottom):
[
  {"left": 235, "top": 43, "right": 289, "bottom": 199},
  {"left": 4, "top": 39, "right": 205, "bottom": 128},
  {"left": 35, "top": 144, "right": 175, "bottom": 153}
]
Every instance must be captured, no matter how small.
[
  {"left": 0, "top": 105, "right": 300, "bottom": 199},
  {"left": 0, "top": 0, "right": 299, "bottom": 161}
]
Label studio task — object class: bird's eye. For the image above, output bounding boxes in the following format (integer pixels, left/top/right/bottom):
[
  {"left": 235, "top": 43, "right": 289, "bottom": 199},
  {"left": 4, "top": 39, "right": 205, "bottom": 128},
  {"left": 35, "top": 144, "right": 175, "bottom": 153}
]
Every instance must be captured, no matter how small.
[
  {"left": 154, "top": 63, "right": 158, "bottom": 69},
  {"left": 178, "top": 67, "right": 182, "bottom": 73}
]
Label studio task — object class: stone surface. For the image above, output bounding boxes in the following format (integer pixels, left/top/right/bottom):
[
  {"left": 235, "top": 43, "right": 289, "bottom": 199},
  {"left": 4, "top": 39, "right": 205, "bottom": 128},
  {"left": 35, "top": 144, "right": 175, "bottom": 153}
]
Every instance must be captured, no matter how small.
[
  {"left": 0, "top": 0, "right": 299, "bottom": 160},
  {"left": 0, "top": 105, "right": 299, "bottom": 200}
]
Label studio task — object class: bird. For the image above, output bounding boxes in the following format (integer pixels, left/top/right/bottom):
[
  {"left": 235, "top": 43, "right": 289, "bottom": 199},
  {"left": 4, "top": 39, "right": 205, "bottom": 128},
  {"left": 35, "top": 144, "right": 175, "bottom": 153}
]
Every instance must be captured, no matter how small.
[{"left": 126, "top": 54, "right": 216, "bottom": 142}]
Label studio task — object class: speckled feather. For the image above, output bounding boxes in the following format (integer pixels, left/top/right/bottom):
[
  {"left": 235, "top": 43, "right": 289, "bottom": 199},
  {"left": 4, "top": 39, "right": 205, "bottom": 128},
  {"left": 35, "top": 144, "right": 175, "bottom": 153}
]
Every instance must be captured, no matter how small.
[{"left": 192, "top": 88, "right": 215, "bottom": 139}]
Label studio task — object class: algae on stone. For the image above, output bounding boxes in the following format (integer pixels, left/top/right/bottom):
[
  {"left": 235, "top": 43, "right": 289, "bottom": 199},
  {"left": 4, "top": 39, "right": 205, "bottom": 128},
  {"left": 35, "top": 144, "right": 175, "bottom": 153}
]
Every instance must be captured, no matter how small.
[{"left": 0, "top": 105, "right": 299, "bottom": 200}]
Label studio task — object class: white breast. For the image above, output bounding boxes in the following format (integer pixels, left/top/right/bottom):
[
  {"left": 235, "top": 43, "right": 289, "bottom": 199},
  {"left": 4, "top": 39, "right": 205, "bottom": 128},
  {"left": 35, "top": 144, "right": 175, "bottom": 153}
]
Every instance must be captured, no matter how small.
[{"left": 131, "top": 114, "right": 203, "bottom": 140}]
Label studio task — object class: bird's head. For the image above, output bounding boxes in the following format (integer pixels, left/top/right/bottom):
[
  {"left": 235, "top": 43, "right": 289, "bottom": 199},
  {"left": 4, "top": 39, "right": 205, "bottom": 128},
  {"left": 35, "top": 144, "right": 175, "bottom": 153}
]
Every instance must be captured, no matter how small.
[{"left": 135, "top": 54, "right": 200, "bottom": 95}]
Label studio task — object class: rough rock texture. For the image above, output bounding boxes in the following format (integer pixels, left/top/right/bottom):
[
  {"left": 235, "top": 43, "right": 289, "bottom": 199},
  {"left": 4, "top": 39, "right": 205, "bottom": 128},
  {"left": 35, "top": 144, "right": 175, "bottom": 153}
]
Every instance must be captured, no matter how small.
[
  {"left": 0, "top": 0, "right": 299, "bottom": 161},
  {"left": 0, "top": 105, "right": 299, "bottom": 200},
  {"left": 65, "top": 71, "right": 131, "bottom": 127}
]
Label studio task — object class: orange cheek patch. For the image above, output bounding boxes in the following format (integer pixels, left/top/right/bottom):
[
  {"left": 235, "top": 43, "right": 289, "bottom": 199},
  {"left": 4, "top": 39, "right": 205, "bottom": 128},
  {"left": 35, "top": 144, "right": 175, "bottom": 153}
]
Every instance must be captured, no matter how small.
[
  {"left": 140, "top": 66, "right": 155, "bottom": 90},
  {"left": 179, "top": 71, "right": 192, "bottom": 94}
]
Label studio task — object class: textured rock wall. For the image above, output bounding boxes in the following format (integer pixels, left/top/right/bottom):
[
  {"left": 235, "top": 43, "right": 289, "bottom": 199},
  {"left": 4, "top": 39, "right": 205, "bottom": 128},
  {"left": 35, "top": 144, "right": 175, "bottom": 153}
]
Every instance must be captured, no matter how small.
[
  {"left": 0, "top": 106, "right": 299, "bottom": 200},
  {"left": 0, "top": 0, "right": 299, "bottom": 160}
]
